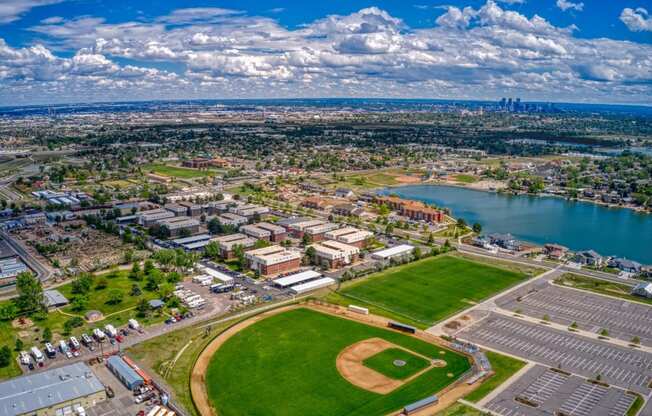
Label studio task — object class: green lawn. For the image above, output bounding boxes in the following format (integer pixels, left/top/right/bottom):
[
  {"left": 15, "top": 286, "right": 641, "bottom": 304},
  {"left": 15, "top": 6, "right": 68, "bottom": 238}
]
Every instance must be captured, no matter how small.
[
  {"left": 363, "top": 348, "right": 430, "bottom": 380},
  {"left": 555, "top": 273, "right": 652, "bottom": 305},
  {"left": 452, "top": 174, "right": 478, "bottom": 184},
  {"left": 435, "top": 403, "right": 484, "bottom": 416},
  {"left": 336, "top": 256, "right": 528, "bottom": 328},
  {"left": 464, "top": 351, "right": 526, "bottom": 403},
  {"left": 205, "top": 308, "right": 471, "bottom": 416},
  {"left": 144, "top": 163, "right": 215, "bottom": 179}
]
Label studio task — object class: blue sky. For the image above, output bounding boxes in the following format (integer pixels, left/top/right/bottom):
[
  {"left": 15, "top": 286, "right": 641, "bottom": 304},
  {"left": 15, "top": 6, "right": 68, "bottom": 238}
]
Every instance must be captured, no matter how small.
[{"left": 0, "top": 0, "right": 651, "bottom": 105}]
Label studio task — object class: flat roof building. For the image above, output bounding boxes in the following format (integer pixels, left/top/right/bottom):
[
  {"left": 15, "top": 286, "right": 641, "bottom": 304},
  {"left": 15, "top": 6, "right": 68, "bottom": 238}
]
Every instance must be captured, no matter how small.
[
  {"left": 156, "top": 217, "right": 200, "bottom": 237},
  {"left": 324, "top": 227, "right": 373, "bottom": 247},
  {"left": 272, "top": 270, "right": 322, "bottom": 288},
  {"left": 139, "top": 209, "right": 175, "bottom": 226},
  {"left": 106, "top": 355, "right": 144, "bottom": 390},
  {"left": 240, "top": 224, "right": 272, "bottom": 240},
  {"left": 371, "top": 244, "right": 415, "bottom": 260},
  {"left": 290, "top": 277, "right": 336, "bottom": 294},
  {"left": 217, "top": 213, "right": 248, "bottom": 227},
  {"left": 309, "top": 240, "right": 360, "bottom": 269},
  {"left": 251, "top": 222, "right": 287, "bottom": 242},
  {"left": 214, "top": 233, "right": 256, "bottom": 259},
  {"left": 304, "top": 222, "right": 340, "bottom": 241},
  {"left": 0, "top": 362, "right": 106, "bottom": 416},
  {"left": 245, "top": 245, "right": 302, "bottom": 276}
]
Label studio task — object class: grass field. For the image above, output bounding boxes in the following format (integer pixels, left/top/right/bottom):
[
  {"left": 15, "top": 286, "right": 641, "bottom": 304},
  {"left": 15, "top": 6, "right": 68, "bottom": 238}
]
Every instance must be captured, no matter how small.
[
  {"left": 451, "top": 174, "right": 478, "bottom": 184},
  {"left": 144, "top": 163, "right": 215, "bottom": 179},
  {"left": 205, "top": 308, "right": 471, "bottom": 416},
  {"left": 435, "top": 403, "right": 484, "bottom": 416},
  {"left": 334, "top": 256, "right": 528, "bottom": 328},
  {"left": 554, "top": 273, "right": 652, "bottom": 305},
  {"left": 464, "top": 351, "right": 526, "bottom": 403},
  {"left": 363, "top": 348, "right": 429, "bottom": 380}
]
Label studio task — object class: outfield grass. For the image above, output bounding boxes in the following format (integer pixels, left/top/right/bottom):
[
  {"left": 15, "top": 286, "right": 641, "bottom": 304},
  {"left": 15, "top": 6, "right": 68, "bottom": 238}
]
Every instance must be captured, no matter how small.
[
  {"left": 336, "top": 256, "right": 528, "bottom": 328},
  {"left": 363, "top": 348, "right": 430, "bottom": 380},
  {"left": 554, "top": 273, "right": 652, "bottom": 306},
  {"left": 464, "top": 351, "right": 526, "bottom": 403},
  {"left": 144, "top": 163, "right": 215, "bottom": 179},
  {"left": 205, "top": 308, "right": 471, "bottom": 416}
]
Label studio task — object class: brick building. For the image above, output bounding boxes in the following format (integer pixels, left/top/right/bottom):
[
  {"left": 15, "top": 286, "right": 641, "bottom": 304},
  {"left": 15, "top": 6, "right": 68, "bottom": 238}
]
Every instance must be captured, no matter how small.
[
  {"left": 374, "top": 196, "right": 444, "bottom": 223},
  {"left": 245, "top": 245, "right": 302, "bottom": 276}
]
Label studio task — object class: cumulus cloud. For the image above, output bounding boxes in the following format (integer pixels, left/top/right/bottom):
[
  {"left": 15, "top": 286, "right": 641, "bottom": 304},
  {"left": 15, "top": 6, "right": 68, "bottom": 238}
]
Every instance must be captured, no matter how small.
[
  {"left": 556, "top": 0, "right": 584, "bottom": 12},
  {"left": 0, "top": 0, "right": 64, "bottom": 24},
  {"left": 620, "top": 7, "right": 652, "bottom": 32},
  {"left": 1, "top": 1, "right": 651, "bottom": 104}
]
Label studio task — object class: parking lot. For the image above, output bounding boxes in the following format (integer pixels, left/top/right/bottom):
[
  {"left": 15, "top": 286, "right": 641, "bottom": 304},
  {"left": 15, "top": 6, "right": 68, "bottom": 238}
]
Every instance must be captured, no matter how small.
[
  {"left": 87, "top": 362, "right": 149, "bottom": 416},
  {"left": 497, "top": 283, "right": 652, "bottom": 346},
  {"left": 459, "top": 314, "right": 652, "bottom": 394},
  {"left": 486, "top": 365, "right": 639, "bottom": 416}
]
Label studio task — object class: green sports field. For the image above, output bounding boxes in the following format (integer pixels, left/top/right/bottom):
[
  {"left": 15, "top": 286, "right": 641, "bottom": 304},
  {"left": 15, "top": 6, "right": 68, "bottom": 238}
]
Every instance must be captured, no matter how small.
[
  {"left": 337, "top": 255, "right": 528, "bottom": 328},
  {"left": 144, "top": 163, "right": 215, "bottom": 178},
  {"left": 362, "top": 348, "right": 429, "bottom": 380},
  {"left": 205, "top": 308, "right": 471, "bottom": 416}
]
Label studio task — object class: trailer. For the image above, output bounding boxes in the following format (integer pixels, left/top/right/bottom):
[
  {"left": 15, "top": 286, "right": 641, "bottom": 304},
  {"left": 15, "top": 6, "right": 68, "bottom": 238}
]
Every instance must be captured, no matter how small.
[
  {"left": 70, "top": 336, "right": 81, "bottom": 350},
  {"left": 146, "top": 406, "right": 161, "bottom": 416},
  {"left": 30, "top": 346, "right": 44, "bottom": 363},
  {"left": 128, "top": 319, "right": 140, "bottom": 330},
  {"left": 104, "top": 324, "right": 118, "bottom": 338},
  {"left": 388, "top": 321, "right": 417, "bottom": 334},
  {"left": 211, "top": 283, "right": 234, "bottom": 293},
  {"left": 93, "top": 328, "right": 106, "bottom": 341},
  {"left": 44, "top": 342, "right": 56, "bottom": 358}
]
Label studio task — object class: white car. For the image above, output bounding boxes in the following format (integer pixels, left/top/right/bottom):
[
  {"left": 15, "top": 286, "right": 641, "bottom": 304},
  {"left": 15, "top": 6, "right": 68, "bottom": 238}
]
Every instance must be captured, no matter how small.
[{"left": 65, "top": 350, "right": 73, "bottom": 359}]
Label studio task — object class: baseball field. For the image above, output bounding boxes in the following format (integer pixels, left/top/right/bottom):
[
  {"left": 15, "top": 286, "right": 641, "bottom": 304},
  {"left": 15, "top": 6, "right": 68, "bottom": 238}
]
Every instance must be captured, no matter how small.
[
  {"left": 202, "top": 307, "right": 471, "bottom": 416},
  {"left": 336, "top": 255, "right": 528, "bottom": 328}
]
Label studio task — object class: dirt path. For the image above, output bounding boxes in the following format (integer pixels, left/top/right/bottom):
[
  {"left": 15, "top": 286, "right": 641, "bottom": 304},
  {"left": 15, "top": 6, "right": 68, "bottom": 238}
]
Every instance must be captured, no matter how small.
[{"left": 189, "top": 305, "right": 298, "bottom": 416}]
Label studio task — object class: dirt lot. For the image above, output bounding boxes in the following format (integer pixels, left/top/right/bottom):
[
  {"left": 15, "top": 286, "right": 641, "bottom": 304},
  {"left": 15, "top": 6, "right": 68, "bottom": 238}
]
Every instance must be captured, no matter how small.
[{"left": 11, "top": 222, "right": 145, "bottom": 272}]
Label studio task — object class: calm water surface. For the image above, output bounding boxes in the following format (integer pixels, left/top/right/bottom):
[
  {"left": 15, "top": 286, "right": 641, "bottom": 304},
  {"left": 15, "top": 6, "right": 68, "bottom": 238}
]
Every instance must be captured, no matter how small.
[{"left": 380, "top": 185, "right": 652, "bottom": 264}]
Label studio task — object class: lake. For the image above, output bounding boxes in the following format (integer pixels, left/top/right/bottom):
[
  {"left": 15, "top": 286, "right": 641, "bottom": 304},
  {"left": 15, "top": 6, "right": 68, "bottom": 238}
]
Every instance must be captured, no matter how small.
[{"left": 380, "top": 185, "right": 652, "bottom": 264}]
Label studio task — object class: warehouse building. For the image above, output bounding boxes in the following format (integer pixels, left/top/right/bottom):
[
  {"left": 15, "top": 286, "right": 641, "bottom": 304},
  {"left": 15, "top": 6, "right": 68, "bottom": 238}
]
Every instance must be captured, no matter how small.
[
  {"left": 228, "top": 203, "right": 269, "bottom": 218},
  {"left": 371, "top": 244, "right": 415, "bottom": 261},
  {"left": 276, "top": 216, "right": 310, "bottom": 229},
  {"left": 0, "top": 256, "right": 28, "bottom": 282},
  {"left": 215, "top": 233, "right": 256, "bottom": 259},
  {"left": 0, "top": 362, "right": 106, "bottom": 416},
  {"left": 309, "top": 240, "right": 360, "bottom": 269},
  {"left": 272, "top": 270, "right": 322, "bottom": 288},
  {"left": 164, "top": 203, "right": 188, "bottom": 217},
  {"left": 245, "top": 245, "right": 302, "bottom": 276},
  {"left": 106, "top": 355, "right": 144, "bottom": 390},
  {"left": 240, "top": 224, "right": 272, "bottom": 240},
  {"left": 324, "top": 227, "right": 373, "bottom": 248},
  {"left": 290, "top": 277, "right": 336, "bottom": 294}
]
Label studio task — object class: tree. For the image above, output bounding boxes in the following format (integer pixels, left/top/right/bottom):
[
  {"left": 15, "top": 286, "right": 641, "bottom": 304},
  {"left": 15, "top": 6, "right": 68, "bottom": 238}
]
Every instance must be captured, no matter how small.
[
  {"left": 472, "top": 223, "right": 482, "bottom": 233},
  {"left": 129, "top": 262, "right": 143, "bottom": 280},
  {"left": 15, "top": 272, "right": 45, "bottom": 314},
  {"left": 631, "top": 336, "right": 641, "bottom": 345},
  {"left": 254, "top": 239, "right": 271, "bottom": 249},
  {"left": 385, "top": 223, "right": 394, "bottom": 234},
  {"left": 42, "top": 327, "right": 52, "bottom": 343},
  {"left": 95, "top": 277, "right": 108, "bottom": 290},
  {"left": 232, "top": 244, "right": 246, "bottom": 266},
  {"left": 71, "top": 273, "right": 93, "bottom": 294},
  {"left": 71, "top": 295, "right": 88, "bottom": 311},
  {"left": 130, "top": 284, "right": 142, "bottom": 297},
  {"left": 0, "top": 303, "right": 18, "bottom": 321},
  {"left": 305, "top": 246, "right": 316, "bottom": 265},
  {"left": 106, "top": 289, "right": 124, "bottom": 305},
  {"left": 456, "top": 218, "right": 467, "bottom": 229},
  {"left": 301, "top": 233, "right": 313, "bottom": 246},
  {"left": 136, "top": 298, "right": 152, "bottom": 318},
  {"left": 63, "top": 317, "right": 83, "bottom": 335},
  {"left": 412, "top": 247, "right": 422, "bottom": 260},
  {"left": 427, "top": 232, "right": 435, "bottom": 244},
  {"left": 0, "top": 346, "right": 11, "bottom": 368},
  {"left": 204, "top": 241, "right": 220, "bottom": 260},
  {"left": 207, "top": 218, "right": 222, "bottom": 234},
  {"left": 599, "top": 328, "right": 609, "bottom": 337},
  {"left": 14, "top": 338, "right": 23, "bottom": 352}
]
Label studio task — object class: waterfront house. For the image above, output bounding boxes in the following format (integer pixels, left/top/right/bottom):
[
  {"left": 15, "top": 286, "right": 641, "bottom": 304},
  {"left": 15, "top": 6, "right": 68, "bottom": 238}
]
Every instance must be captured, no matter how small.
[
  {"left": 544, "top": 244, "right": 568, "bottom": 260},
  {"left": 487, "top": 233, "right": 521, "bottom": 251},
  {"left": 608, "top": 257, "right": 642, "bottom": 274},
  {"left": 574, "top": 250, "right": 604, "bottom": 267}
]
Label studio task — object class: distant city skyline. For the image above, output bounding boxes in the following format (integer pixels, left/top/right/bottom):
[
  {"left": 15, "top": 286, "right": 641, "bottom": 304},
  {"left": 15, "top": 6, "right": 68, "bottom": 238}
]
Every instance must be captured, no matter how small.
[{"left": 0, "top": 0, "right": 651, "bottom": 106}]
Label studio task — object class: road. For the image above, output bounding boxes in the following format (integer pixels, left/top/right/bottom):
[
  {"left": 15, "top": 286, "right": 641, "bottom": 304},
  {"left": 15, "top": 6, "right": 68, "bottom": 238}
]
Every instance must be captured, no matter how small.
[{"left": 0, "top": 230, "right": 53, "bottom": 282}]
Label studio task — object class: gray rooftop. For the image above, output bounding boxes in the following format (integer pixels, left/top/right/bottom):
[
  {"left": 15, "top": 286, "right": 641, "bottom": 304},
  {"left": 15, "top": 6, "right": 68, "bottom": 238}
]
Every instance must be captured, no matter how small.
[
  {"left": 0, "top": 362, "right": 104, "bottom": 416},
  {"left": 43, "top": 289, "right": 69, "bottom": 307},
  {"left": 106, "top": 355, "right": 143, "bottom": 387}
]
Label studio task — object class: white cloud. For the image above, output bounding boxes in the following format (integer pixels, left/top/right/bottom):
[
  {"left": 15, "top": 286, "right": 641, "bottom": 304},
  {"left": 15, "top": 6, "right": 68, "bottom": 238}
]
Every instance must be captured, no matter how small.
[
  {"left": 1, "top": 1, "right": 651, "bottom": 105},
  {"left": 620, "top": 7, "right": 652, "bottom": 32},
  {"left": 496, "top": 0, "right": 526, "bottom": 4},
  {"left": 556, "top": 0, "right": 584, "bottom": 12},
  {"left": 0, "top": 0, "right": 64, "bottom": 24},
  {"left": 155, "top": 8, "right": 242, "bottom": 25}
]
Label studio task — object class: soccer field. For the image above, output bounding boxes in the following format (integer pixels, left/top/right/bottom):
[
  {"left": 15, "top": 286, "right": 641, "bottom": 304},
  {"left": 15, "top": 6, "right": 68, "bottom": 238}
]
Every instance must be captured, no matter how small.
[
  {"left": 204, "top": 308, "right": 471, "bottom": 416},
  {"left": 338, "top": 255, "right": 528, "bottom": 328}
]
